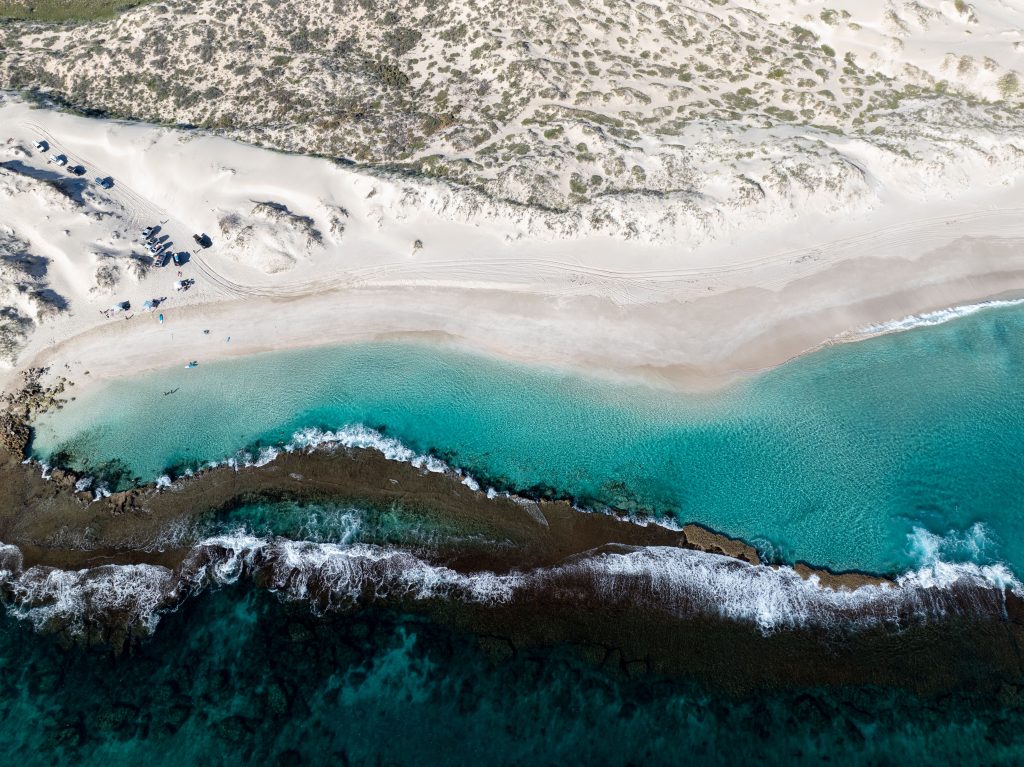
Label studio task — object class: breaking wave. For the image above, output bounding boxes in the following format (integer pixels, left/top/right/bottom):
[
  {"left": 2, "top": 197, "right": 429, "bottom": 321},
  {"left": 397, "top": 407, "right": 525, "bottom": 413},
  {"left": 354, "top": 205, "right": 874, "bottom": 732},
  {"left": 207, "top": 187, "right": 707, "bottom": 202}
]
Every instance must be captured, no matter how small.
[
  {"left": 859, "top": 297, "right": 1024, "bottom": 336},
  {"left": 205, "top": 424, "right": 485, "bottom": 490},
  {"left": 0, "top": 530, "right": 1017, "bottom": 640}
]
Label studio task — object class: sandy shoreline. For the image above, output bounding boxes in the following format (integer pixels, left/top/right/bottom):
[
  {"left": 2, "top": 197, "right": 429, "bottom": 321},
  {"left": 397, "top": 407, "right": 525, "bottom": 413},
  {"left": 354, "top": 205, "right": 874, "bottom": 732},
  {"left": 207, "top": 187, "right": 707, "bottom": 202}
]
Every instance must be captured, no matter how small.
[
  {"left": 2, "top": 97, "right": 1024, "bottom": 395},
  {"left": 22, "top": 247, "right": 1024, "bottom": 399}
]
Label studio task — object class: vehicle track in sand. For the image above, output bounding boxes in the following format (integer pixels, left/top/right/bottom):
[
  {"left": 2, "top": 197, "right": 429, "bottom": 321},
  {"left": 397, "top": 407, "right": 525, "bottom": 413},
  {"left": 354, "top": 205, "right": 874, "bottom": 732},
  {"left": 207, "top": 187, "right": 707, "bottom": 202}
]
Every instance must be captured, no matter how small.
[
  {"left": 22, "top": 119, "right": 1024, "bottom": 306},
  {"left": 188, "top": 205, "right": 1024, "bottom": 306}
]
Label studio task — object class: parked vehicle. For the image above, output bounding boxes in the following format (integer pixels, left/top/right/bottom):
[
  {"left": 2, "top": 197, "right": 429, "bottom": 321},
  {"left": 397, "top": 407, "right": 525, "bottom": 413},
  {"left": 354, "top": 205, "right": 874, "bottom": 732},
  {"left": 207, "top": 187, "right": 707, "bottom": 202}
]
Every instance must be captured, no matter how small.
[
  {"left": 33, "top": 140, "right": 48, "bottom": 152},
  {"left": 142, "top": 226, "right": 154, "bottom": 238},
  {"left": 153, "top": 252, "right": 168, "bottom": 267},
  {"left": 50, "top": 154, "right": 67, "bottom": 166},
  {"left": 172, "top": 251, "right": 188, "bottom": 266},
  {"left": 94, "top": 176, "right": 114, "bottom": 189},
  {"left": 69, "top": 165, "right": 86, "bottom": 176},
  {"left": 193, "top": 233, "right": 212, "bottom": 248}
]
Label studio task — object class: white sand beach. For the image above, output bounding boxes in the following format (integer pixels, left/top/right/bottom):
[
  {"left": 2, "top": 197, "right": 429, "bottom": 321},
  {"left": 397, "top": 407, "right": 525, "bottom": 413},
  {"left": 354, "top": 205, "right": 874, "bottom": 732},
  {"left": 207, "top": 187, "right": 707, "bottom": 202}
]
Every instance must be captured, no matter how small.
[{"left": 2, "top": 95, "right": 1023, "bottom": 394}]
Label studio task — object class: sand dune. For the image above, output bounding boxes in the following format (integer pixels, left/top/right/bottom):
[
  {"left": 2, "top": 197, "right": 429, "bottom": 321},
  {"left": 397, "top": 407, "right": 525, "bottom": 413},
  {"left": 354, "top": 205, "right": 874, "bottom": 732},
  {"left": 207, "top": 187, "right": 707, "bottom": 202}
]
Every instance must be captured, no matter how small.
[{"left": 1, "top": 94, "right": 1023, "bottom": 394}]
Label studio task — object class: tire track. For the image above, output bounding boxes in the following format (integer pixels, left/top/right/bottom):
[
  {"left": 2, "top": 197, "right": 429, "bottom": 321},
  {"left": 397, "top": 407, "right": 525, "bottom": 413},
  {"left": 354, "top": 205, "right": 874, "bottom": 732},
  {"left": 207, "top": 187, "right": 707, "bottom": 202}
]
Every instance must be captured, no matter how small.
[{"left": 18, "top": 120, "right": 1024, "bottom": 304}]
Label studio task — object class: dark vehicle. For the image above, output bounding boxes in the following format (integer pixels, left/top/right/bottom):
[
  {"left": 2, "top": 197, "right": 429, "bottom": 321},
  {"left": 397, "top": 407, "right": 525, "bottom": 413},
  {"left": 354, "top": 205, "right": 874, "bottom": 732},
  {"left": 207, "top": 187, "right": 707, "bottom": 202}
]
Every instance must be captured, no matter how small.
[
  {"left": 172, "top": 251, "right": 189, "bottom": 267},
  {"left": 69, "top": 165, "right": 86, "bottom": 176},
  {"left": 94, "top": 176, "right": 114, "bottom": 189},
  {"left": 193, "top": 233, "right": 212, "bottom": 248}
]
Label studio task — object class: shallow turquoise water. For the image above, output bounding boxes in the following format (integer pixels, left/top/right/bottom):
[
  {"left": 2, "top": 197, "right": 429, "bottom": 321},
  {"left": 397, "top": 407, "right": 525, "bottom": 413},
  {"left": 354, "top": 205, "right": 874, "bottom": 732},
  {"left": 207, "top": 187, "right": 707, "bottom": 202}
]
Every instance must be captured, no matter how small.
[{"left": 32, "top": 304, "right": 1024, "bottom": 576}]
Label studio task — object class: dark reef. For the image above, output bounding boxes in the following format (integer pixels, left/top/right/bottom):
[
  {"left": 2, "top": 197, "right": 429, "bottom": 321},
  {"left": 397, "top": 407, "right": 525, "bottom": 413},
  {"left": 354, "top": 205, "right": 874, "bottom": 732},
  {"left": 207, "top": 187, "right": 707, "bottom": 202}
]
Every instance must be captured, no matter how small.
[{"left": 0, "top": 375, "right": 1020, "bottom": 701}]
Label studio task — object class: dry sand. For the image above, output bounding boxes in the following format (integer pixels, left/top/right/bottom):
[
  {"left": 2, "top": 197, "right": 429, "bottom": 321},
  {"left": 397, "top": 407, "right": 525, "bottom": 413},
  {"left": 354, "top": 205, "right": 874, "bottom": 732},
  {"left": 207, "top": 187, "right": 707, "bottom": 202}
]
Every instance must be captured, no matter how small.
[{"left": 2, "top": 96, "right": 1023, "bottom": 394}]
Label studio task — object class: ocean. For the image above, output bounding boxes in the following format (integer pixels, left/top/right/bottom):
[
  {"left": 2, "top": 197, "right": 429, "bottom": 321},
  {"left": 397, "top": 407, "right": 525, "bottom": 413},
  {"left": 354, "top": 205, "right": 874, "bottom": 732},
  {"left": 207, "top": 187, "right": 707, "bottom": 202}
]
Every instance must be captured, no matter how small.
[
  {"left": 31, "top": 300, "right": 1024, "bottom": 577},
  {"left": 2, "top": 584, "right": 1022, "bottom": 767},
  {"left": 15, "top": 301, "right": 1024, "bottom": 764}
]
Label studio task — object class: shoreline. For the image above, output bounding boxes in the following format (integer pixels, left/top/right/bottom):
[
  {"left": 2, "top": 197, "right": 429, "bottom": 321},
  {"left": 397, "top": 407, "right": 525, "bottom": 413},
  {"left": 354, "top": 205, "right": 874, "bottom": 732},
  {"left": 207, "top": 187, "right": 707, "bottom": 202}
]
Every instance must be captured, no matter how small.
[
  {"left": 14, "top": 272, "right": 1024, "bottom": 403},
  {"left": 2, "top": 97, "right": 1024, "bottom": 397}
]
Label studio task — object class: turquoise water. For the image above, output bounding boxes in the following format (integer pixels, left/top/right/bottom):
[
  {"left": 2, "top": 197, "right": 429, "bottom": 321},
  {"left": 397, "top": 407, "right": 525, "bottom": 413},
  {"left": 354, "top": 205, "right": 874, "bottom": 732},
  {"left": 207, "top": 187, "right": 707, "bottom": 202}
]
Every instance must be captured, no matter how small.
[{"left": 32, "top": 304, "right": 1024, "bottom": 576}]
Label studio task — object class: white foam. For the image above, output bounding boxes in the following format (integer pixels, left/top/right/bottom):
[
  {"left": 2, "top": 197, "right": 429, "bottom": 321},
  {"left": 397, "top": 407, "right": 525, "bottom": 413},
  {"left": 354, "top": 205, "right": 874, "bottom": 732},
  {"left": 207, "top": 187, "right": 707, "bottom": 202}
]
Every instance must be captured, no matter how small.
[
  {"left": 906, "top": 522, "right": 995, "bottom": 567},
  {"left": 181, "top": 533, "right": 518, "bottom": 610},
  {"left": 3, "top": 561, "right": 174, "bottom": 634},
  {"left": 285, "top": 424, "right": 452, "bottom": 476},
  {"left": 0, "top": 530, "right": 1017, "bottom": 638},
  {"left": 253, "top": 446, "right": 280, "bottom": 467},
  {"left": 139, "top": 424, "right": 493, "bottom": 501},
  {"left": 859, "top": 298, "right": 1024, "bottom": 336},
  {"left": 545, "top": 545, "right": 1020, "bottom": 632},
  {"left": 174, "top": 537, "right": 1024, "bottom": 632}
]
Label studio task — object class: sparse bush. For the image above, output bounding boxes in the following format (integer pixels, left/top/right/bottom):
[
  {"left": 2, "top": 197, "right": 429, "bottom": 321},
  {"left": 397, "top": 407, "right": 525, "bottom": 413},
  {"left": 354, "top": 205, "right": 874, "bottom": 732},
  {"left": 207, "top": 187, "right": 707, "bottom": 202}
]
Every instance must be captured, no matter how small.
[{"left": 998, "top": 73, "right": 1019, "bottom": 99}]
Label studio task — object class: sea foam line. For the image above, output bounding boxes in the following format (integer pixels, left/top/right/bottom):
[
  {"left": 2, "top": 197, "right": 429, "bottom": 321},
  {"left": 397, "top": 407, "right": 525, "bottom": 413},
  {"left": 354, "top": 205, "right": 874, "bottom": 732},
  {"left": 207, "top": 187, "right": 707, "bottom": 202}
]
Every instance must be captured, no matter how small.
[
  {"left": 857, "top": 297, "right": 1024, "bottom": 336},
  {"left": 211, "top": 423, "right": 487, "bottom": 493},
  {"left": 0, "top": 529, "right": 1018, "bottom": 639}
]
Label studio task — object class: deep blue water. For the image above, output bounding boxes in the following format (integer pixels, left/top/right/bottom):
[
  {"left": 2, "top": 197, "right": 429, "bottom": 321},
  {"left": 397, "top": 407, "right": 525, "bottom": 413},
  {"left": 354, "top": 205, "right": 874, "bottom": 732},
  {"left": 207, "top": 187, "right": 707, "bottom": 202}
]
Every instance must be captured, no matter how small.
[
  {"left": 1, "top": 587, "right": 1022, "bottom": 767},
  {"left": 12, "top": 306, "right": 1024, "bottom": 763}
]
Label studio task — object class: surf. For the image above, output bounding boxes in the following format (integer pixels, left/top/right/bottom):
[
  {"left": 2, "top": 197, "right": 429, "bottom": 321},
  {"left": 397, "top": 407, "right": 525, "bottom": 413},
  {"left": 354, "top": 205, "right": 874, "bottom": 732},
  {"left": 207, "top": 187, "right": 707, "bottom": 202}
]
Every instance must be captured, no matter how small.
[
  {"left": 0, "top": 527, "right": 1016, "bottom": 639},
  {"left": 28, "top": 300, "right": 1024, "bottom": 579}
]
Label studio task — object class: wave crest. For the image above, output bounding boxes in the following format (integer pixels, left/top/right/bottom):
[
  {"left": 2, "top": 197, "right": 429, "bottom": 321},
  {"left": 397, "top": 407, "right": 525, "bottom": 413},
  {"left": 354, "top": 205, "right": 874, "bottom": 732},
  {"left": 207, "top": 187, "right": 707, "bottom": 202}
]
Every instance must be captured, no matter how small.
[
  {"left": 858, "top": 297, "right": 1024, "bottom": 336},
  {"left": 0, "top": 533, "right": 1017, "bottom": 640}
]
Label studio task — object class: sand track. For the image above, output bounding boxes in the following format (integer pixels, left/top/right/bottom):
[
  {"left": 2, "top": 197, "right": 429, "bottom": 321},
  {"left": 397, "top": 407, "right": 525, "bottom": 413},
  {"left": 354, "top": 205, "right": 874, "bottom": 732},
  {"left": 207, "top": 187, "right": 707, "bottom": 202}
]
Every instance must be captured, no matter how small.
[
  {"left": 5, "top": 98, "right": 1024, "bottom": 395},
  {"left": 187, "top": 206, "right": 1024, "bottom": 306}
]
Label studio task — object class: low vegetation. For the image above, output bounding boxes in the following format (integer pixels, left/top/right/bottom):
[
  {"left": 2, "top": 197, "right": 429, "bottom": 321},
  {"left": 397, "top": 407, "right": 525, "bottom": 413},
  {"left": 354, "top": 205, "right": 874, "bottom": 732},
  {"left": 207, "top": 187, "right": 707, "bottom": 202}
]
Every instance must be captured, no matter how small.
[
  {"left": 0, "top": 0, "right": 153, "bottom": 22},
  {"left": 1, "top": 0, "right": 1021, "bottom": 211}
]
